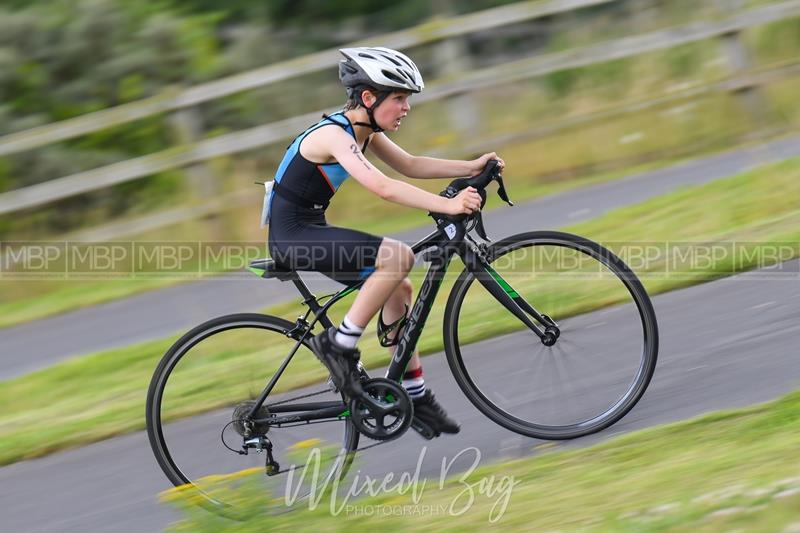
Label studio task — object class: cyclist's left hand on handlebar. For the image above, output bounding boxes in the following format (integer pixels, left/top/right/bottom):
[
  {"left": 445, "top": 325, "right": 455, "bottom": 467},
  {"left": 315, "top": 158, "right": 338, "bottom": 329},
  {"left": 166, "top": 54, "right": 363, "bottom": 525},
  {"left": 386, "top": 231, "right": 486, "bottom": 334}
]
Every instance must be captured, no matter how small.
[{"left": 470, "top": 152, "right": 505, "bottom": 175}]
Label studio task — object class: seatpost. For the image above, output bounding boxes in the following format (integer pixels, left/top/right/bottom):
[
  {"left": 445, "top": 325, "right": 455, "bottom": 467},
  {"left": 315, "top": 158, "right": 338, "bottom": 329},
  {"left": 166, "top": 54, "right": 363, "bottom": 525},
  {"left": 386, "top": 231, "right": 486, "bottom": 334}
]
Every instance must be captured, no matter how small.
[{"left": 292, "top": 277, "right": 334, "bottom": 329}]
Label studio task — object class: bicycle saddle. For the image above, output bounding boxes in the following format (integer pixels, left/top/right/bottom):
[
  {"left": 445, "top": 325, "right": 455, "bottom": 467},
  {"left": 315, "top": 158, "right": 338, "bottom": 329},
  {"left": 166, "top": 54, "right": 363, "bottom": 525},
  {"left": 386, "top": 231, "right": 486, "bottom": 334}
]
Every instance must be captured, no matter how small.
[{"left": 248, "top": 258, "right": 297, "bottom": 281}]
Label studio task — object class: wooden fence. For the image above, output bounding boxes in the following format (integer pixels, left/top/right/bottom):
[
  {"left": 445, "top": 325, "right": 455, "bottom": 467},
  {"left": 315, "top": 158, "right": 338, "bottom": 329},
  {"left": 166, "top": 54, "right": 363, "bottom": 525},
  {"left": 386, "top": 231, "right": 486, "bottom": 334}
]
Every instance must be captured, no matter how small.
[{"left": 1, "top": 0, "right": 799, "bottom": 239}]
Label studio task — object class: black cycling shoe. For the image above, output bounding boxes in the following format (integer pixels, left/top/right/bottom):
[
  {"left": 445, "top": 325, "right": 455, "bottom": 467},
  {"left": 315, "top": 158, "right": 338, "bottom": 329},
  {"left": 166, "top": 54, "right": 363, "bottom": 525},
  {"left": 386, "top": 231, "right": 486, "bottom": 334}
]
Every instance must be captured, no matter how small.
[
  {"left": 308, "top": 327, "right": 363, "bottom": 397},
  {"left": 412, "top": 390, "right": 460, "bottom": 437}
]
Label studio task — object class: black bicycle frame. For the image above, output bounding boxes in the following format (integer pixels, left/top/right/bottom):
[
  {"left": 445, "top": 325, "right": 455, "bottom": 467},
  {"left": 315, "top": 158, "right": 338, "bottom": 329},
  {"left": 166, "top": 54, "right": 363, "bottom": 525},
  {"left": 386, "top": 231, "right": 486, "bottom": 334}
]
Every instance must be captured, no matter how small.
[
  {"left": 382, "top": 219, "right": 553, "bottom": 381},
  {"left": 247, "top": 218, "right": 553, "bottom": 421}
]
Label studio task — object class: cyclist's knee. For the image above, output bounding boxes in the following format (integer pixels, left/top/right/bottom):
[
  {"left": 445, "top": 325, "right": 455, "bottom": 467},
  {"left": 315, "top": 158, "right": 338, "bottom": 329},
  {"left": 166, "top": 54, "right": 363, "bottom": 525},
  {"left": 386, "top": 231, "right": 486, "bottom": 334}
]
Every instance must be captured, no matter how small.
[
  {"left": 377, "top": 239, "right": 414, "bottom": 273},
  {"left": 398, "top": 243, "right": 414, "bottom": 272}
]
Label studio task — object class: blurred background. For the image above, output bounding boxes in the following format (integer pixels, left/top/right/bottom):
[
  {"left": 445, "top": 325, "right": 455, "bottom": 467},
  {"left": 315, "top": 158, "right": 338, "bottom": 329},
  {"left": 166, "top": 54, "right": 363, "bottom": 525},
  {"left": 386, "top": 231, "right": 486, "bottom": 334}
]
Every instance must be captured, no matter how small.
[
  {"left": 2, "top": 1, "right": 800, "bottom": 531},
  {"left": 2, "top": 0, "right": 799, "bottom": 319}
]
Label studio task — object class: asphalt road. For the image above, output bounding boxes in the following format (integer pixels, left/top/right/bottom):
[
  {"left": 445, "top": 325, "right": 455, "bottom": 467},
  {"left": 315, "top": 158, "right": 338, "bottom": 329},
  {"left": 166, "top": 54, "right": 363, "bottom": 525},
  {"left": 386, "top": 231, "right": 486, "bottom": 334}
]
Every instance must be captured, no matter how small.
[
  {"left": 2, "top": 135, "right": 800, "bottom": 379},
  {"left": 1, "top": 258, "right": 798, "bottom": 532}
]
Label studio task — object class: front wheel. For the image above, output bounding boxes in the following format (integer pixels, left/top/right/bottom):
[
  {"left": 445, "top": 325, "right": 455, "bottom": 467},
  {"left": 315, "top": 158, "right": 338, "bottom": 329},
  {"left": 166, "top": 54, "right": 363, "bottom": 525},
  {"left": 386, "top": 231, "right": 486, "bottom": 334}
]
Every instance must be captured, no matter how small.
[{"left": 443, "top": 231, "right": 658, "bottom": 440}]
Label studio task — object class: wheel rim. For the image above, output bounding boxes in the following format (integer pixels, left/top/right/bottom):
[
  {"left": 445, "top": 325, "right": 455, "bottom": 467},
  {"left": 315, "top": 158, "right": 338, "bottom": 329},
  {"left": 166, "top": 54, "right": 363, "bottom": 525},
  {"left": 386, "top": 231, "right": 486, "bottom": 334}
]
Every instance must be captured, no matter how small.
[
  {"left": 446, "top": 234, "right": 657, "bottom": 438},
  {"left": 146, "top": 316, "right": 358, "bottom": 517}
]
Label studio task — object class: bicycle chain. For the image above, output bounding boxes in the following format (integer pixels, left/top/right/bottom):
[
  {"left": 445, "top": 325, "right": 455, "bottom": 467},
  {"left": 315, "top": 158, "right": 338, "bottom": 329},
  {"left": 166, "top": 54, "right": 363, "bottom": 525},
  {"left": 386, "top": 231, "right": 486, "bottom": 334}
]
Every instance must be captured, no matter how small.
[
  {"left": 264, "top": 388, "right": 331, "bottom": 408},
  {"left": 259, "top": 388, "right": 395, "bottom": 475},
  {"left": 273, "top": 439, "right": 389, "bottom": 476}
]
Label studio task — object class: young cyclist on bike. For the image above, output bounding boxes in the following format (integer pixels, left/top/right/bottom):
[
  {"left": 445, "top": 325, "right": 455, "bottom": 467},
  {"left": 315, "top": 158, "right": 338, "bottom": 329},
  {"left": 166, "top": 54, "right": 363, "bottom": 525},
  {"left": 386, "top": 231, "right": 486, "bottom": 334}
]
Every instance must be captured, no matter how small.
[{"left": 268, "top": 46, "right": 504, "bottom": 437}]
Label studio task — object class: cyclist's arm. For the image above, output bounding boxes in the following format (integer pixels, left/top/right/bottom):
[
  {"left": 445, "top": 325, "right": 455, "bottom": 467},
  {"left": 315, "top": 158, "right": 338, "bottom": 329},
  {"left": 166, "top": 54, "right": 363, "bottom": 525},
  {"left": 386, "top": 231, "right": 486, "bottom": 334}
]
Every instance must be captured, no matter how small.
[
  {"left": 369, "top": 132, "right": 477, "bottom": 179},
  {"left": 319, "top": 127, "right": 457, "bottom": 213}
]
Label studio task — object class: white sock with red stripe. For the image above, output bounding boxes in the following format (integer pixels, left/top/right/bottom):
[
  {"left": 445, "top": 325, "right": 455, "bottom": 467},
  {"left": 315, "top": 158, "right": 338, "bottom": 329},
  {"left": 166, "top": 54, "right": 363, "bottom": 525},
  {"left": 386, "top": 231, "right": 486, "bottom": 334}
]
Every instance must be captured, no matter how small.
[{"left": 402, "top": 367, "right": 426, "bottom": 399}]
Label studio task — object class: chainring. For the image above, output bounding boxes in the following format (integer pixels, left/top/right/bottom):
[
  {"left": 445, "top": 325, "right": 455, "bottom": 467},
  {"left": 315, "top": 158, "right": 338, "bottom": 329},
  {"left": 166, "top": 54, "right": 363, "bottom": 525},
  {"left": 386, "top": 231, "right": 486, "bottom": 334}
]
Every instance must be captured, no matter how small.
[{"left": 349, "top": 378, "right": 413, "bottom": 441}]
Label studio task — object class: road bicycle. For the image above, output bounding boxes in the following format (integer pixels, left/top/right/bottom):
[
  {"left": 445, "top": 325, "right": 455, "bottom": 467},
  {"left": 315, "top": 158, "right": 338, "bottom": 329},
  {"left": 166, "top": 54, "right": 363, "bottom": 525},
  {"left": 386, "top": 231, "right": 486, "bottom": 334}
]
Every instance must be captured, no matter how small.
[{"left": 146, "top": 160, "right": 658, "bottom": 515}]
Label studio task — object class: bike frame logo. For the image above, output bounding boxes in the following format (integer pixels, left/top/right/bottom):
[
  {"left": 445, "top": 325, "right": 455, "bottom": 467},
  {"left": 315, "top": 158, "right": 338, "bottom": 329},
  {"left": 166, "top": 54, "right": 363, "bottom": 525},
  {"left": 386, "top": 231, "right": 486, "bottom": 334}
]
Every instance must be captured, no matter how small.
[{"left": 393, "top": 261, "right": 443, "bottom": 363}]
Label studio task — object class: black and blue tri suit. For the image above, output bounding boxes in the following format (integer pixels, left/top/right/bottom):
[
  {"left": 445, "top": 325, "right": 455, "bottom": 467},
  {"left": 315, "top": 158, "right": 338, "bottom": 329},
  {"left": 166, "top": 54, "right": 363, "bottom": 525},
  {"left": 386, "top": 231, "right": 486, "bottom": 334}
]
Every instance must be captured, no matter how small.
[{"left": 267, "top": 112, "right": 384, "bottom": 287}]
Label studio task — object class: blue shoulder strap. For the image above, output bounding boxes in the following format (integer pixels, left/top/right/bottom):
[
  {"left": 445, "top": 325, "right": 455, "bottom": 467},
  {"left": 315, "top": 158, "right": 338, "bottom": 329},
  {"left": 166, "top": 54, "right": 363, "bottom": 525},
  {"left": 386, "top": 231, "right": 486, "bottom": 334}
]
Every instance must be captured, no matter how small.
[{"left": 287, "top": 112, "right": 369, "bottom": 152}]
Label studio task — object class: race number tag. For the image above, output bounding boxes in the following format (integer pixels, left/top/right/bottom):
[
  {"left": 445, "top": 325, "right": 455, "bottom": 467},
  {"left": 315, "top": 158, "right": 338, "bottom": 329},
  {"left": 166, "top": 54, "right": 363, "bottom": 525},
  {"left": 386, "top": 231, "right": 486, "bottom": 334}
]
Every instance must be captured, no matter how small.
[{"left": 260, "top": 181, "right": 275, "bottom": 228}]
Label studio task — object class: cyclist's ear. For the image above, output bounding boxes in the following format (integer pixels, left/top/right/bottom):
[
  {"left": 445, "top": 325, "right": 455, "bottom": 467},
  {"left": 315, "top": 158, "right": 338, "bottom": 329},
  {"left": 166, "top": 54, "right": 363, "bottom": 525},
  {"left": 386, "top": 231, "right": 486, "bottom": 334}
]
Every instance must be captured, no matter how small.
[{"left": 361, "top": 89, "right": 377, "bottom": 108}]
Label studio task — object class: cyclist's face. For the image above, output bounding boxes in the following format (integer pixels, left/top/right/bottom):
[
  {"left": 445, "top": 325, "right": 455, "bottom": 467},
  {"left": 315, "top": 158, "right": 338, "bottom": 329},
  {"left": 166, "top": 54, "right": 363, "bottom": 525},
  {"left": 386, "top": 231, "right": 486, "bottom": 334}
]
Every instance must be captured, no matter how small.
[{"left": 373, "top": 91, "right": 412, "bottom": 131}]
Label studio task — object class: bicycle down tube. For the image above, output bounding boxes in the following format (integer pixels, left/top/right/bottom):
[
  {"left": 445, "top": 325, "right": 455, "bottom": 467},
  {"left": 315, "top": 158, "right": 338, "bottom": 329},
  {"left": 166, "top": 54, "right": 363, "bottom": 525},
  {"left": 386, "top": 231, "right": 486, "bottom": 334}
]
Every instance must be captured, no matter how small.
[{"left": 385, "top": 223, "right": 553, "bottom": 381}]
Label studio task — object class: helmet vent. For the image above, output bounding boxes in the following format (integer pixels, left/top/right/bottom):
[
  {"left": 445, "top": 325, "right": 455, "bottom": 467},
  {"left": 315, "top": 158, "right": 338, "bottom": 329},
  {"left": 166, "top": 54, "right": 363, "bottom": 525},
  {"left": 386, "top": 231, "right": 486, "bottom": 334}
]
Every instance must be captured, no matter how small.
[
  {"left": 381, "top": 70, "right": 404, "bottom": 84},
  {"left": 381, "top": 55, "right": 403, "bottom": 67}
]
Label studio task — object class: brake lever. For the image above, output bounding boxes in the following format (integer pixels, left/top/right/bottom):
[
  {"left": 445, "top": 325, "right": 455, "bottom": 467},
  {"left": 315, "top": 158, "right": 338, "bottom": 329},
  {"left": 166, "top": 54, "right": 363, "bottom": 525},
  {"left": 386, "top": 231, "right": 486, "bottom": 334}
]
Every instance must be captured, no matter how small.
[
  {"left": 495, "top": 174, "right": 513, "bottom": 206},
  {"left": 474, "top": 210, "right": 490, "bottom": 241}
]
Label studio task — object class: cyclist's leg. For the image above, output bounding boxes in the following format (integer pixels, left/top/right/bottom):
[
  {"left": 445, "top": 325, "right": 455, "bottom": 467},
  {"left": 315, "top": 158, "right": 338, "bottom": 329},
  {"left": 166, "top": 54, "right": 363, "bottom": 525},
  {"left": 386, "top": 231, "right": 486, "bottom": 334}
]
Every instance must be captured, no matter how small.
[
  {"left": 310, "top": 236, "right": 413, "bottom": 395},
  {"left": 381, "top": 277, "right": 421, "bottom": 371},
  {"left": 271, "top": 217, "right": 392, "bottom": 394},
  {"left": 381, "top": 277, "right": 460, "bottom": 435},
  {"left": 345, "top": 238, "right": 414, "bottom": 326}
]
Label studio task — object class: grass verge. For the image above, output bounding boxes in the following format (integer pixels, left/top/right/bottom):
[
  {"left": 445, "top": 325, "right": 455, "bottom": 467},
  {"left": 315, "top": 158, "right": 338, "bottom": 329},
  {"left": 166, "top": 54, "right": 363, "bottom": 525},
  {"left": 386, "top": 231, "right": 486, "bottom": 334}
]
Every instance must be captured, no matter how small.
[
  {"left": 0, "top": 157, "right": 798, "bottom": 466},
  {"left": 162, "top": 388, "right": 800, "bottom": 531}
]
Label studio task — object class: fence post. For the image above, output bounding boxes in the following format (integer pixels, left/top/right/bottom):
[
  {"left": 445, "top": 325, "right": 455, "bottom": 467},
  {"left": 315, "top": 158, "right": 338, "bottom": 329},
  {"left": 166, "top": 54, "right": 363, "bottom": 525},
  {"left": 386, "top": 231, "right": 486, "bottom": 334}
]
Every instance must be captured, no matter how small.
[
  {"left": 168, "top": 106, "right": 219, "bottom": 200},
  {"left": 434, "top": 37, "right": 482, "bottom": 149},
  {"left": 715, "top": 0, "right": 770, "bottom": 134},
  {"left": 167, "top": 105, "right": 226, "bottom": 240},
  {"left": 431, "top": 0, "right": 481, "bottom": 150}
]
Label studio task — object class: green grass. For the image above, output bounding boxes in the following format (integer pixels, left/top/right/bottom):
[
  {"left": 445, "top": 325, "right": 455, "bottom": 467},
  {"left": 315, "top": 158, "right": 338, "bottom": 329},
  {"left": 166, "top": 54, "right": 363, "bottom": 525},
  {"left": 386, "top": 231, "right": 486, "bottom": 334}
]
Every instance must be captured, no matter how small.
[
  {"left": 162, "top": 388, "right": 800, "bottom": 531},
  {"left": 0, "top": 157, "right": 798, "bottom": 466}
]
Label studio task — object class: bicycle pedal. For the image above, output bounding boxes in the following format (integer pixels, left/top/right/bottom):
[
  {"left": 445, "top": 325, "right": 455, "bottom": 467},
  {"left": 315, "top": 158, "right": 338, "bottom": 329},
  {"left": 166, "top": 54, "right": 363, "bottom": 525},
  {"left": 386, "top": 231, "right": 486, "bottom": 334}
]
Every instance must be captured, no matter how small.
[
  {"left": 327, "top": 362, "right": 367, "bottom": 394},
  {"left": 411, "top": 418, "right": 440, "bottom": 440}
]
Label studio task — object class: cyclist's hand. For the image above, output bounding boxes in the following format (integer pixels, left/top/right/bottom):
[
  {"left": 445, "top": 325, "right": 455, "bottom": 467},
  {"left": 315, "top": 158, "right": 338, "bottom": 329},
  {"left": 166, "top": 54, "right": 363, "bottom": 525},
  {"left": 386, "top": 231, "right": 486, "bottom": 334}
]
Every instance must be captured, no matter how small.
[
  {"left": 469, "top": 152, "right": 505, "bottom": 175},
  {"left": 449, "top": 186, "right": 482, "bottom": 215}
]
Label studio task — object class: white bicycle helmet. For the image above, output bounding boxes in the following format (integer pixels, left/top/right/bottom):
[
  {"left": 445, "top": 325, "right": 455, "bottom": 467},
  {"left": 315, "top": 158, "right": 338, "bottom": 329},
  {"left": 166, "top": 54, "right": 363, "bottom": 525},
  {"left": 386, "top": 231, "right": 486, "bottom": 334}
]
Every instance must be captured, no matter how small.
[
  {"left": 338, "top": 46, "right": 425, "bottom": 132},
  {"left": 339, "top": 46, "right": 425, "bottom": 93}
]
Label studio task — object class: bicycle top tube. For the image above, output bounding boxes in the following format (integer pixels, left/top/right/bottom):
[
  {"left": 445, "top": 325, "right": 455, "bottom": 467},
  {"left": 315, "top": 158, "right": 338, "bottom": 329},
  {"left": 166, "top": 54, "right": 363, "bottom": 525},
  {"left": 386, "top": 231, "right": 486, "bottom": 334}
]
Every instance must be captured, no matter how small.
[{"left": 310, "top": 159, "right": 508, "bottom": 314}]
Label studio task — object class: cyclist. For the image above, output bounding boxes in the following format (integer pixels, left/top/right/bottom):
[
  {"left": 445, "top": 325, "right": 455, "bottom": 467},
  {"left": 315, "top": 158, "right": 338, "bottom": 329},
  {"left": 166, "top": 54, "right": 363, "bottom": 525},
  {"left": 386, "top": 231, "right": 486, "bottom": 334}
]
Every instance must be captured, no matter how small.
[{"left": 268, "top": 46, "right": 504, "bottom": 437}]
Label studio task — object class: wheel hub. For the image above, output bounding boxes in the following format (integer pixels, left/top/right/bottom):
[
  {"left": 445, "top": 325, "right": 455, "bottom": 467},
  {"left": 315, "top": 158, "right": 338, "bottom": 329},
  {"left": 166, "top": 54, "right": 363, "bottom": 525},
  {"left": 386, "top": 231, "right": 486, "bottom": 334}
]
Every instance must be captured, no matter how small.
[
  {"left": 541, "top": 326, "right": 560, "bottom": 346},
  {"left": 232, "top": 400, "right": 271, "bottom": 436}
]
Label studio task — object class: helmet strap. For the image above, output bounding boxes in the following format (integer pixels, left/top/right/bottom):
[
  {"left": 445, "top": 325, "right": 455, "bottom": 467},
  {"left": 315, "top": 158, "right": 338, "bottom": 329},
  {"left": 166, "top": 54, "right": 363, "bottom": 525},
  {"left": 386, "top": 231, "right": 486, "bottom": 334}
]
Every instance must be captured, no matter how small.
[{"left": 352, "top": 89, "right": 389, "bottom": 133}]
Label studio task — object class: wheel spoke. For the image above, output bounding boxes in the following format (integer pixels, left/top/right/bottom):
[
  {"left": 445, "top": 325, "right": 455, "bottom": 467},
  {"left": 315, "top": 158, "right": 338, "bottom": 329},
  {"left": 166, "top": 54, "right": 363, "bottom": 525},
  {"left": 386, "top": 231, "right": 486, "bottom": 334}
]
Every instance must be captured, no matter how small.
[
  {"left": 146, "top": 314, "right": 359, "bottom": 518},
  {"left": 445, "top": 232, "right": 658, "bottom": 439}
]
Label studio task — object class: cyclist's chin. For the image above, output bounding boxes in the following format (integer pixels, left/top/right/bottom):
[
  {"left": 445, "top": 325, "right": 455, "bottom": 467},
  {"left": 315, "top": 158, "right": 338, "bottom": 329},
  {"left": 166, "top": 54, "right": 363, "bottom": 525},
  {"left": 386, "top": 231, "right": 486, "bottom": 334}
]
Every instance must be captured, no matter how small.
[{"left": 384, "top": 119, "right": 403, "bottom": 131}]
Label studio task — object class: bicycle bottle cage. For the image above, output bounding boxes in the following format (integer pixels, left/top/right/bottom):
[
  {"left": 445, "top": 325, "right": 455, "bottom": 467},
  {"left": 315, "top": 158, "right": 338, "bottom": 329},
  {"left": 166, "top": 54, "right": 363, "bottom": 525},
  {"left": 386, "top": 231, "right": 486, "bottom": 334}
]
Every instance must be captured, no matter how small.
[{"left": 377, "top": 304, "right": 409, "bottom": 347}]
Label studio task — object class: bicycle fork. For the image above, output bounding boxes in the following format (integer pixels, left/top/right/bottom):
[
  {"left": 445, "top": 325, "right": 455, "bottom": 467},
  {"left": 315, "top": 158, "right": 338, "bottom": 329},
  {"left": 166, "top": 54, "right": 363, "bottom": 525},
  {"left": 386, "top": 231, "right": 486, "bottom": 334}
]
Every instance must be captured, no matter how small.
[{"left": 461, "top": 245, "right": 561, "bottom": 346}]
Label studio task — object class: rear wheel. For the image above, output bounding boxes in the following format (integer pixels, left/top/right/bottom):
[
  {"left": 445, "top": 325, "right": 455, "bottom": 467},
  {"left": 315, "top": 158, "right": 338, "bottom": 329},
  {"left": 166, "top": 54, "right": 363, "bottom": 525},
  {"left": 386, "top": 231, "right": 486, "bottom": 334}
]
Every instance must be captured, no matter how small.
[
  {"left": 146, "top": 313, "right": 359, "bottom": 518},
  {"left": 444, "top": 231, "right": 658, "bottom": 440}
]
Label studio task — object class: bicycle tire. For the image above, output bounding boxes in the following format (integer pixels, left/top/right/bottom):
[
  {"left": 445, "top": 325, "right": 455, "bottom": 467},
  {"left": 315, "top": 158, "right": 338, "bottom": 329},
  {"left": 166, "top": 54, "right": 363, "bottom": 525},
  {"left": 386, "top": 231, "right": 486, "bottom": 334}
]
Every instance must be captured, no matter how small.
[
  {"left": 146, "top": 313, "right": 359, "bottom": 517},
  {"left": 443, "top": 230, "right": 658, "bottom": 440}
]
